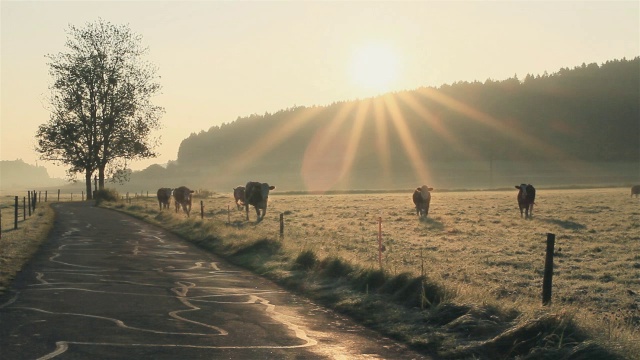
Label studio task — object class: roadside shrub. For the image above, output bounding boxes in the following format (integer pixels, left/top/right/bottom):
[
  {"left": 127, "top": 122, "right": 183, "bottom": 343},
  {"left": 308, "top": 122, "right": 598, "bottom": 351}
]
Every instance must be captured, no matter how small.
[
  {"left": 193, "top": 189, "right": 213, "bottom": 199},
  {"left": 94, "top": 188, "right": 119, "bottom": 204},
  {"left": 293, "top": 249, "right": 317, "bottom": 270},
  {"left": 353, "top": 268, "right": 387, "bottom": 292},
  {"left": 319, "top": 257, "right": 353, "bottom": 278}
]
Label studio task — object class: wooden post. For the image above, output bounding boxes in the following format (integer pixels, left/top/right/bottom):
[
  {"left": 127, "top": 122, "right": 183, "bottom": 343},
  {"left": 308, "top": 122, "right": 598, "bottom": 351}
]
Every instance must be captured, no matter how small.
[
  {"left": 542, "top": 233, "right": 556, "bottom": 306},
  {"left": 378, "top": 217, "right": 383, "bottom": 268},
  {"left": 82, "top": 191, "right": 84, "bottom": 201},
  {"left": 280, "top": 213, "right": 284, "bottom": 238},
  {"left": 57, "top": 189, "right": 60, "bottom": 202},
  {"left": 27, "top": 192, "right": 31, "bottom": 217},
  {"left": 246, "top": 205, "right": 249, "bottom": 221},
  {"left": 32, "top": 190, "right": 37, "bottom": 211},
  {"left": 14, "top": 196, "right": 18, "bottom": 229},
  {"left": 23, "top": 197, "right": 26, "bottom": 220},
  {"left": 45, "top": 191, "right": 48, "bottom": 202},
  {"left": 200, "top": 201, "right": 204, "bottom": 220},
  {"left": 38, "top": 191, "right": 41, "bottom": 203}
]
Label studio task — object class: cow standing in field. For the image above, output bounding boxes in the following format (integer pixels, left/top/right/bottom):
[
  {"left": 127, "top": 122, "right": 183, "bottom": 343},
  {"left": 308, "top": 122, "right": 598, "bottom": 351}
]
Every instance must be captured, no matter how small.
[
  {"left": 173, "top": 186, "right": 194, "bottom": 217},
  {"left": 156, "top": 188, "right": 172, "bottom": 210},
  {"left": 631, "top": 185, "right": 640, "bottom": 198},
  {"left": 515, "top": 184, "right": 536, "bottom": 219},
  {"left": 412, "top": 185, "right": 433, "bottom": 217},
  {"left": 245, "top": 181, "right": 276, "bottom": 222},
  {"left": 233, "top": 186, "right": 246, "bottom": 210}
]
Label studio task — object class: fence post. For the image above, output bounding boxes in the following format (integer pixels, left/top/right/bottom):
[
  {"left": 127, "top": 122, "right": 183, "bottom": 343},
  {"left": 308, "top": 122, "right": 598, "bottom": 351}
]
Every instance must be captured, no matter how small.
[
  {"left": 200, "top": 200, "right": 204, "bottom": 220},
  {"left": 82, "top": 191, "right": 84, "bottom": 201},
  {"left": 378, "top": 217, "right": 383, "bottom": 269},
  {"left": 23, "top": 197, "right": 26, "bottom": 220},
  {"left": 57, "top": 189, "right": 60, "bottom": 202},
  {"left": 14, "top": 196, "right": 18, "bottom": 229},
  {"left": 280, "top": 213, "right": 284, "bottom": 238},
  {"left": 27, "top": 192, "right": 31, "bottom": 217},
  {"left": 45, "top": 191, "right": 48, "bottom": 202},
  {"left": 542, "top": 233, "right": 556, "bottom": 306},
  {"left": 33, "top": 191, "right": 37, "bottom": 211}
]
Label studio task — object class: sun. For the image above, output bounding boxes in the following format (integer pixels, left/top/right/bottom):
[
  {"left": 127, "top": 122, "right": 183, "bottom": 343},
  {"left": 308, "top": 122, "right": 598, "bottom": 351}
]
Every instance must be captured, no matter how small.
[{"left": 349, "top": 42, "right": 399, "bottom": 94}]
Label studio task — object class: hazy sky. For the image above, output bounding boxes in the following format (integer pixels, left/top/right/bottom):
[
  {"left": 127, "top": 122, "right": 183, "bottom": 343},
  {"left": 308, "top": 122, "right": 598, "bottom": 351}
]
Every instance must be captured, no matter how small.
[{"left": 1, "top": 0, "right": 638, "bottom": 180}]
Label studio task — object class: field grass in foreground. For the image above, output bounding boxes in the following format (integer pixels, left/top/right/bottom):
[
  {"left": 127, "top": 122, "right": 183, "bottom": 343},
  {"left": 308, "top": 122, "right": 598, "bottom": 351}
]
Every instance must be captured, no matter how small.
[
  {"left": 100, "top": 187, "right": 639, "bottom": 359},
  {"left": 0, "top": 196, "right": 55, "bottom": 293}
]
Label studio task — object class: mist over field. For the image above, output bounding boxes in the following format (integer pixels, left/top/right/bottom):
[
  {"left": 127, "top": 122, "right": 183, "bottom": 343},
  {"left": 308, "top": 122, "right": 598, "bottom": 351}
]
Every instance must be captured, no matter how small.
[{"left": 2, "top": 58, "right": 638, "bottom": 194}]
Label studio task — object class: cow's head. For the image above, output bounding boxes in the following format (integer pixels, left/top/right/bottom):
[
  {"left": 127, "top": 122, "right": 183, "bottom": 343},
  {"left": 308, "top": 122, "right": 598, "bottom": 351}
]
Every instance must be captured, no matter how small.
[
  {"left": 260, "top": 183, "right": 276, "bottom": 201},
  {"left": 418, "top": 185, "right": 433, "bottom": 200},
  {"left": 515, "top": 184, "right": 528, "bottom": 199}
]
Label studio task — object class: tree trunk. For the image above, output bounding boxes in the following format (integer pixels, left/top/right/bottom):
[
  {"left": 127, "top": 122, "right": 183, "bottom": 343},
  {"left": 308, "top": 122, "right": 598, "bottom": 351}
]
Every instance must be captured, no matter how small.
[
  {"left": 98, "top": 166, "right": 105, "bottom": 190},
  {"left": 85, "top": 169, "right": 93, "bottom": 200}
]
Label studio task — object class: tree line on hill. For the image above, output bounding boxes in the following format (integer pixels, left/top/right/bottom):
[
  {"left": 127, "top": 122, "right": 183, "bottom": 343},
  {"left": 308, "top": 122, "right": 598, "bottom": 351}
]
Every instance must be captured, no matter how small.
[{"left": 106, "top": 57, "right": 640, "bottom": 192}]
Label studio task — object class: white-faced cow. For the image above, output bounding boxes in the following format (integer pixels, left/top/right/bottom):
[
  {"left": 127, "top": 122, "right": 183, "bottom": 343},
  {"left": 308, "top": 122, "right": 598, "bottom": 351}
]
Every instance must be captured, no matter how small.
[
  {"left": 156, "top": 188, "right": 172, "bottom": 210},
  {"left": 412, "top": 185, "right": 433, "bottom": 217},
  {"left": 515, "top": 184, "right": 536, "bottom": 219},
  {"left": 233, "top": 186, "right": 246, "bottom": 210},
  {"left": 631, "top": 185, "right": 640, "bottom": 198},
  {"left": 245, "top": 181, "right": 276, "bottom": 222},
  {"left": 173, "top": 186, "right": 194, "bottom": 217}
]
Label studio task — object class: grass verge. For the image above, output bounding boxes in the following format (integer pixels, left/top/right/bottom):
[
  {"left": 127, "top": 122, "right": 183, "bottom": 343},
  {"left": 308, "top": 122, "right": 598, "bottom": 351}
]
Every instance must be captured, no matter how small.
[
  {"left": 0, "top": 202, "right": 55, "bottom": 294},
  {"left": 103, "top": 200, "right": 636, "bottom": 360}
]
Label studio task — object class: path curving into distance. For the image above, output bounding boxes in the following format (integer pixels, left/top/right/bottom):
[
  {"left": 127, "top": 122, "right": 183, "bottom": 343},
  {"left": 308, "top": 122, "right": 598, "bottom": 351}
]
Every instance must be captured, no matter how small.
[{"left": 0, "top": 202, "right": 427, "bottom": 359}]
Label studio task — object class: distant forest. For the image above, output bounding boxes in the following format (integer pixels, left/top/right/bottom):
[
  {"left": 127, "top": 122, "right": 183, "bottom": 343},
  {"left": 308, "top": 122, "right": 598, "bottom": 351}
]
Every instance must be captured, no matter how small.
[
  {"left": 0, "top": 160, "right": 64, "bottom": 190},
  {"left": 108, "top": 57, "right": 640, "bottom": 192}
]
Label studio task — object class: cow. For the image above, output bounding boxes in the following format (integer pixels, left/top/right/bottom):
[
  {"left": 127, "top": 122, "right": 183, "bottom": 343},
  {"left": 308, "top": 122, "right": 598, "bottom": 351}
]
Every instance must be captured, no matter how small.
[
  {"left": 631, "top": 185, "right": 640, "bottom": 198},
  {"left": 156, "top": 188, "right": 172, "bottom": 210},
  {"left": 515, "top": 184, "right": 536, "bottom": 219},
  {"left": 412, "top": 185, "right": 433, "bottom": 217},
  {"left": 233, "top": 186, "right": 246, "bottom": 210},
  {"left": 244, "top": 181, "right": 276, "bottom": 222},
  {"left": 173, "top": 186, "right": 194, "bottom": 217}
]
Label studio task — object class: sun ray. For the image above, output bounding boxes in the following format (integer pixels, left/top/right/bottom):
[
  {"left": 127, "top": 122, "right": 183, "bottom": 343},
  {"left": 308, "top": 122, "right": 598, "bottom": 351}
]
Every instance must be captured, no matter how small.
[
  {"left": 397, "top": 91, "right": 483, "bottom": 161},
  {"left": 382, "top": 95, "right": 431, "bottom": 184},
  {"left": 340, "top": 100, "right": 370, "bottom": 186},
  {"left": 415, "top": 87, "right": 574, "bottom": 161},
  {"left": 301, "top": 102, "right": 358, "bottom": 192},
  {"left": 223, "top": 106, "right": 323, "bottom": 176},
  {"left": 372, "top": 98, "right": 392, "bottom": 185}
]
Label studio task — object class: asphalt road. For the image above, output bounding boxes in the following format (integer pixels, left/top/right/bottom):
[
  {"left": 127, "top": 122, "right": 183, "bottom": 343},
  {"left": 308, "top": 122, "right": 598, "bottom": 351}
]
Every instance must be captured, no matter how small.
[{"left": 0, "top": 202, "right": 428, "bottom": 359}]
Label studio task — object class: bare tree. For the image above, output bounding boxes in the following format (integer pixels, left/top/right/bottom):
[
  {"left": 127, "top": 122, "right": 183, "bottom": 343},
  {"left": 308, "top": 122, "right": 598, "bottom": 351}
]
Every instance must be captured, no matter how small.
[{"left": 36, "top": 19, "right": 163, "bottom": 198}]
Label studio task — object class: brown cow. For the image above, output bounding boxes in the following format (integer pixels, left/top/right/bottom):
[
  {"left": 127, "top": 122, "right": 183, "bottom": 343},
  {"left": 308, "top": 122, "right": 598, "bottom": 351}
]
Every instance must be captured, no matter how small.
[
  {"left": 631, "top": 185, "right": 640, "bottom": 198},
  {"left": 412, "top": 185, "right": 433, "bottom": 217},
  {"left": 173, "top": 186, "right": 194, "bottom": 217},
  {"left": 245, "top": 181, "right": 275, "bottom": 222},
  {"left": 233, "top": 186, "right": 246, "bottom": 210},
  {"left": 156, "top": 188, "right": 172, "bottom": 210},
  {"left": 515, "top": 184, "right": 536, "bottom": 219}
]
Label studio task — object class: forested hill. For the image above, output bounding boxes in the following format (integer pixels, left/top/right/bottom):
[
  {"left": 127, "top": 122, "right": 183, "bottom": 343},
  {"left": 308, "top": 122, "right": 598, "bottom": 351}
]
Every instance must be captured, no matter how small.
[{"left": 136, "top": 57, "right": 639, "bottom": 192}]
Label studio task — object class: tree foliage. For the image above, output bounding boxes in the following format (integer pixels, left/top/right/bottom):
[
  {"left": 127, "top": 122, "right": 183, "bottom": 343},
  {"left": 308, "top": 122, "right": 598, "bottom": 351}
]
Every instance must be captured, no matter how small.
[{"left": 36, "top": 18, "right": 163, "bottom": 198}]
